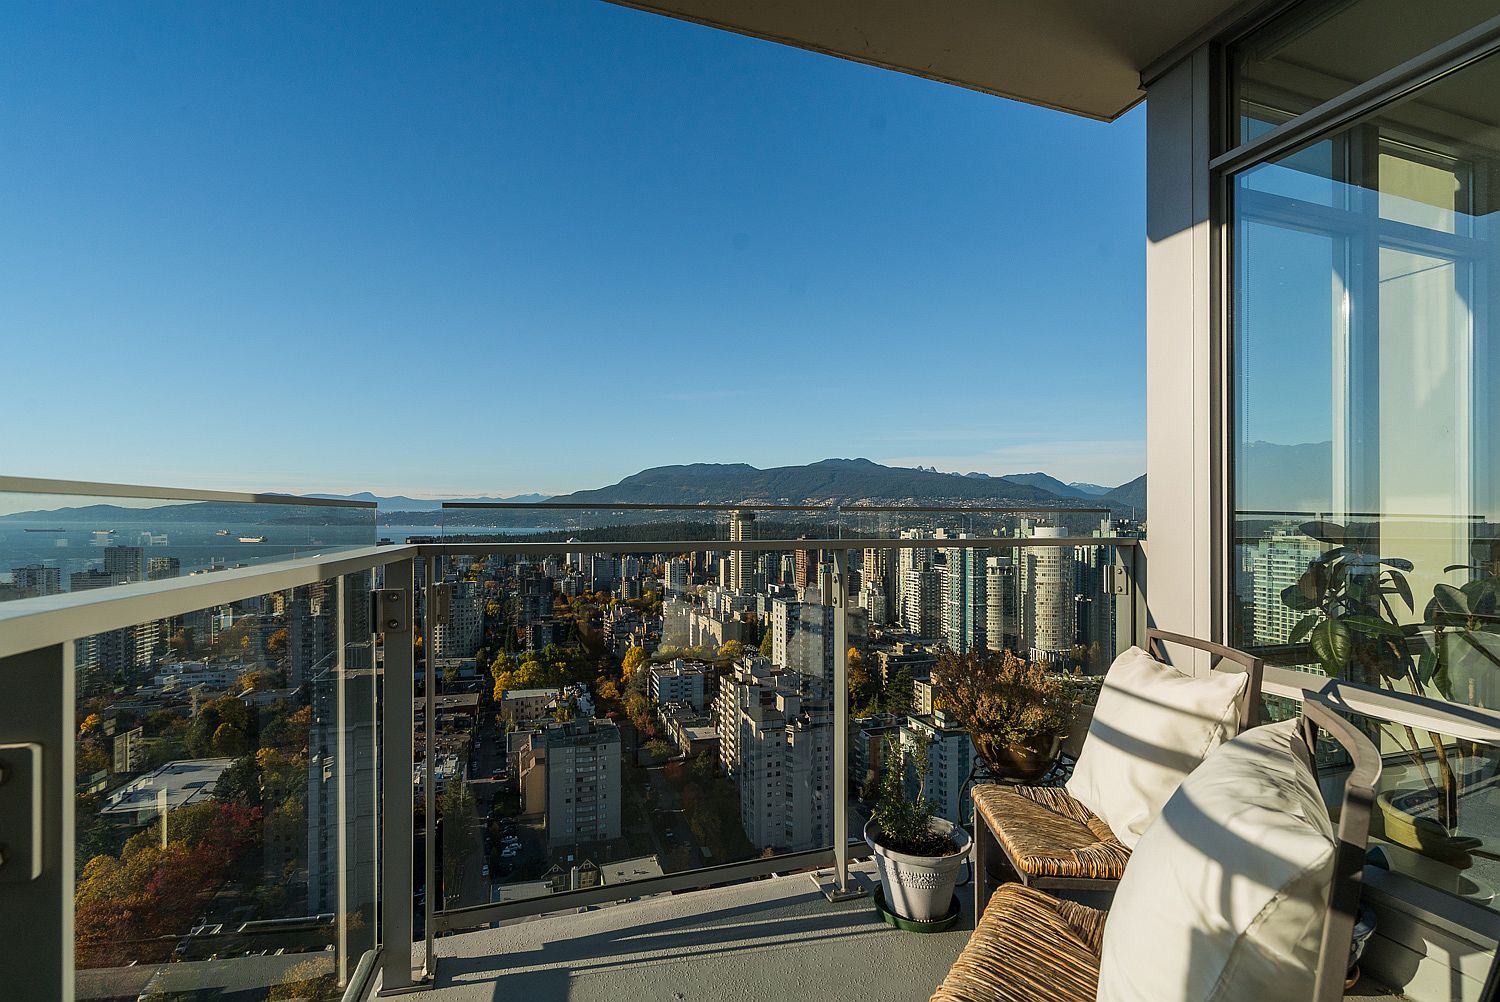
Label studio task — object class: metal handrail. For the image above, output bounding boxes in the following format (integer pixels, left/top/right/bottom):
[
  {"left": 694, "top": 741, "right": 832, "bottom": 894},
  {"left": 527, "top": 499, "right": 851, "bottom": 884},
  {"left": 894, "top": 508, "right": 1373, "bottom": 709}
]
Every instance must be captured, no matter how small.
[
  {"left": 0, "top": 474, "right": 376, "bottom": 508},
  {"left": 442, "top": 500, "right": 1115, "bottom": 514},
  {"left": 0, "top": 544, "right": 414, "bottom": 660}
]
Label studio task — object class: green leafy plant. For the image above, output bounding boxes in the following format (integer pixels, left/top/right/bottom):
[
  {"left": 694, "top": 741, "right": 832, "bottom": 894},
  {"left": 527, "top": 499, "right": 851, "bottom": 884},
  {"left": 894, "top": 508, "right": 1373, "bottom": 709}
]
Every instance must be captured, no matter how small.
[
  {"left": 869, "top": 737, "right": 955, "bottom": 857},
  {"left": 1422, "top": 537, "right": 1500, "bottom": 707},
  {"left": 1280, "top": 520, "right": 1458, "bottom": 826}
]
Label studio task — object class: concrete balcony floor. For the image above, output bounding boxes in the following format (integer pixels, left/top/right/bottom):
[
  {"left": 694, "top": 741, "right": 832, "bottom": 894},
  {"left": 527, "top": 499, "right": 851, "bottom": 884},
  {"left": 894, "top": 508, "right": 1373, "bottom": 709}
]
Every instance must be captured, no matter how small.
[{"left": 413, "top": 861, "right": 1405, "bottom": 1002}]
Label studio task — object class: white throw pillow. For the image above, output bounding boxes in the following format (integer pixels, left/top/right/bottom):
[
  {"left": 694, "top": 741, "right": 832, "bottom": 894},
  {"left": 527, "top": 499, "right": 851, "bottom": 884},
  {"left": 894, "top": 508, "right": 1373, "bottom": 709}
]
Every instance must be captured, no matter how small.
[
  {"left": 1096, "top": 719, "right": 1336, "bottom": 1002},
  {"left": 1066, "top": 645, "right": 1249, "bottom": 848}
]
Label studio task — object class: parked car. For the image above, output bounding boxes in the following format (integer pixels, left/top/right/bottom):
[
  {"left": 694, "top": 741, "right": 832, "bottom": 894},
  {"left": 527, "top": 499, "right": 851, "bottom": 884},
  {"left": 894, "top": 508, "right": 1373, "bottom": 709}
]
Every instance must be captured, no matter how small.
[
  {"left": 501, "top": 847, "right": 518, "bottom": 858},
  {"left": 481, "top": 864, "right": 489, "bottom": 877}
]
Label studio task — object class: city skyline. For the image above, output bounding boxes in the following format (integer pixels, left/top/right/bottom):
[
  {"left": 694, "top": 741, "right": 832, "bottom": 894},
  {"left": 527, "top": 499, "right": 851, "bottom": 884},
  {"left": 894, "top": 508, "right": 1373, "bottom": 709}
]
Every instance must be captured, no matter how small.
[{"left": 4, "top": 2, "right": 1147, "bottom": 497}]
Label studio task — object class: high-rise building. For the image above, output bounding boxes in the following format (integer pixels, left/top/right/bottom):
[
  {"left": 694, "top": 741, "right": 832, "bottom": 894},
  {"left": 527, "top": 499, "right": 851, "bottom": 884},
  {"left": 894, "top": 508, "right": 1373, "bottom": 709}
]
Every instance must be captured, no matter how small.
[
  {"left": 519, "top": 719, "right": 622, "bottom": 850},
  {"left": 1021, "top": 526, "right": 1076, "bottom": 663},
  {"left": 984, "top": 555, "right": 1019, "bottom": 653},
  {"left": 664, "top": 558, "right": 690, "bottom": 600},
  {"left": 146, "top": 556, "right": 180, "bottom": 581},
  {"left": 9, "top": 563, "right": 61, "bottom": 597},
  {"left": 103, "top": 546, "right": 145, "bottom": 583},
  {"left": 771, "top": 596, "right": 836, "bottom": 693},
  {"left": 1244, "top": 526, "right": 1325, "bottom": 647},
  {"left": 433, "top": 578, "right": 483, "bottom": 658},
  {"left": 287, "top": 585, "right": 337, "bottom": 688},
  {"left": 901, "top": 697, "right": 982, "bottom": 826},
  {"left": 941, "top": 542, "right": 987, "bottom": 654},
  {"left": 715, "top": 660, "right": 832, "bottom": 852},
  {"left": 860, "top": 547, "right": 896, "bottom": 626},
  {"left": 71, "top": 568, "right": 118, "bottom": 592},
  {"left": 648, "top": 659, "right": 711, "bottom": 711},
  {"left": 793, "top": 536, "right": 820, "bottom": 590},
  {"left": 729, "top": 509, "right": 755, "bottom": 593},
  {"left": 901, "top": 565, "right": 943, "bottom": 639}
]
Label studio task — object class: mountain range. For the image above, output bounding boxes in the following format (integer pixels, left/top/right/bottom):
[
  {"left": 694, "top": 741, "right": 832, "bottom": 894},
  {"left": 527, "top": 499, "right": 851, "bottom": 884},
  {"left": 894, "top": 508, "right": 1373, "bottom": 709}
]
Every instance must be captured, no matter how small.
[
  {"left": 307, "top": 491, "right": 550, "bottom": 511},
  {"left": 538, "top": 458, "right": 1146, "bottom": 514}
]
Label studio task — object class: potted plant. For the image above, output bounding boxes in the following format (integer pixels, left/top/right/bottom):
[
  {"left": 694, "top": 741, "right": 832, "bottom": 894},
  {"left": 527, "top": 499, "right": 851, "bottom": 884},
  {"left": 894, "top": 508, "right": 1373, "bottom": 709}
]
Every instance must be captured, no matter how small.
[
  {"left": 1280, "top": 520, "right": 1474, "bottom": 861},
  {"left": 931, "top": 648, "right": 1077, "bottom": 782},
  {"left": 1422, "top": 537, "right": 1500, "bottom": 713},
  {"left": 864, "top": 737, "right": 970, "bottom": 925}
]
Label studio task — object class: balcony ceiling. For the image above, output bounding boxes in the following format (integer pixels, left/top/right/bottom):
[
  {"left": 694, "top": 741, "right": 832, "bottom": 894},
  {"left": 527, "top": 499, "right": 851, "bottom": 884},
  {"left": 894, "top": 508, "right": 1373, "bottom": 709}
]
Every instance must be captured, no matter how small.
[{"left": 608, "top": 0, "right": 1253, "bottom": 121}]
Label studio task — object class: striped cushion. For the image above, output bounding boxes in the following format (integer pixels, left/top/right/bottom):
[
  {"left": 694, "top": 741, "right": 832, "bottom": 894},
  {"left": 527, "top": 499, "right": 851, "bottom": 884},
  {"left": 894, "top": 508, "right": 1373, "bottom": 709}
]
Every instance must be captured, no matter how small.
[
  {"left": 973, "top": 784, "right": 1131, "bottom": 881},
  {"left": 930, "top": 883, "right": 1105, "bottom": 1002}
]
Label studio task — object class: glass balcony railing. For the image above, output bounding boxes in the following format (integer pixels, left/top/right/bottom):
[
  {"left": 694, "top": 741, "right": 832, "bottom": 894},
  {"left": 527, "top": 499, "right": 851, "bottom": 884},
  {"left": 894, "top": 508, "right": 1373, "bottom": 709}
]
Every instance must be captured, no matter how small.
[
  {"left": 79, "top": 479, "right": 1500, "bottom": 998},
  {"left": 0, "top": 485, "right": 1148, "bottom": 1000},
  {"left": 0, "top": 476, "right": 377, "bottom": 604},
  {"left": 13, "top": 478, "right": 1500, "bottom": 996}
]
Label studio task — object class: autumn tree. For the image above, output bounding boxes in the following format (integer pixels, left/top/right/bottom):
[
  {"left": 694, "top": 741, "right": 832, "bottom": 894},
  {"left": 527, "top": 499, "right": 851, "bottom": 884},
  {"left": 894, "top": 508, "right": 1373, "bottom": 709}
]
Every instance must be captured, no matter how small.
[
  {"left": 716, "top": 640, "right": 744, "bottom": 663},
  {"left": 620, "top": 646, "right": 648, "bottom": 681}
]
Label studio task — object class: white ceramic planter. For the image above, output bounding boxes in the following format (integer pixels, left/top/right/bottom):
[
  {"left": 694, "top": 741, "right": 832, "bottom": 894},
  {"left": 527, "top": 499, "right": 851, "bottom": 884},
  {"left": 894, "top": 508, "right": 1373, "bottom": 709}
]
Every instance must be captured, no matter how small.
[{"left": 865, "top": 818, "right": 971, "bottom": 923}]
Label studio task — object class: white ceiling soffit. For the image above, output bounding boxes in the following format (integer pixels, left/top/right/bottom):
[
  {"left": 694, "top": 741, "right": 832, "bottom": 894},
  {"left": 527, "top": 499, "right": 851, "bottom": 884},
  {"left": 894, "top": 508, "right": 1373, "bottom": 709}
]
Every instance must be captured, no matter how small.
[{"left": 608, "top": 0, "right": 1252, "bottom": 121}]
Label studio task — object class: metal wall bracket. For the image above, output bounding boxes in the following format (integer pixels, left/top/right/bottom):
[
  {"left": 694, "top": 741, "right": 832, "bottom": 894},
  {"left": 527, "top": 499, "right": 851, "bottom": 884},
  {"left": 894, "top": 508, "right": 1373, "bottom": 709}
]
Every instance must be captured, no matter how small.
[
  {"left": 0, "top": 743, "right": 43, "bottom": 882},
  {"left": 374, "top": 588, "right": 410, "bottom": 634},
  {"left": 428, "top": 582, "right": 451, "bottom": 627}
]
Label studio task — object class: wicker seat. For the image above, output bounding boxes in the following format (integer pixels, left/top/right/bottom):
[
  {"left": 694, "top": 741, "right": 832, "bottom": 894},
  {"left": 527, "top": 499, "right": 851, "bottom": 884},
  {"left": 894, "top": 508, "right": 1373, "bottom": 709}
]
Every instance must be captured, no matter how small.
[
  {"left": 971, "top": 785, "right": 1129, "bottom": 884},
  {"left": 973, "top": 629, "right": 1264, "bottom": 908},
  {"left": 930, "top": 884, "right": 1103, "bottom": 1002},
  {"left": 937, "top": 699, "right": 1380, "bottom": 1002}
]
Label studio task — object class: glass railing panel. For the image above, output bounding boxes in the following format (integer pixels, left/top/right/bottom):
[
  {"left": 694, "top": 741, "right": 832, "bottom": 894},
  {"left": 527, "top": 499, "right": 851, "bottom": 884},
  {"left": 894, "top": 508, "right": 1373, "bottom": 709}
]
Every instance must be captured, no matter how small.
[
  {"left": 836, "top": 506, "right": 1119, "bottom": 541},
  {"left": 848, "top": 538, "right": 1131, "bottom": 837},
  {"left": 1304, "top": 709, "right": 1500, "bottom": 914},
  {"left": 427, "top": 543, "right": 834, "bottom": 915},
  {"left": 428, "top": 502, "right": 849, "bottom": 546},
  {"left": 1233, "top": 512, "right": 1500, "bottom": 719},
  {"left": 0, "top": 485, "right": 375, "bottom": 604},
  {"left": 71, "top": 572, "right": 378, "bottom": 1001}
]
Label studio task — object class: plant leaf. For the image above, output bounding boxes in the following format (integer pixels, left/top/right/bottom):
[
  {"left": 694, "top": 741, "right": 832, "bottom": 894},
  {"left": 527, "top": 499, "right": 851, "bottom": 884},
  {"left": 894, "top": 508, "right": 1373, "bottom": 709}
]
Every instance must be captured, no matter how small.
[
  {"left": 1342, "top": 614, "right": 1404, "bottom": 637},
  {"left": 1417, "top": 649, "right": 1438, "bottom": 686},
  {"left": 1381, "top": 557, "right": 1415, "bottom": 572},
  {"left": 1289, "top": 614, "right": 1319, "bottom": 644},
  {"left": 1310, "top": 618, "right": 1352, "bottom": 673},
  {"left": 1281, "top": 582, "right": 1318, "bottom": 611},
  {"left": 1433, "top": 583, "right": 1470, "bottom": 617},
  {"left": 1300, "top": 520, "right": 1348, "bottom": 546}
]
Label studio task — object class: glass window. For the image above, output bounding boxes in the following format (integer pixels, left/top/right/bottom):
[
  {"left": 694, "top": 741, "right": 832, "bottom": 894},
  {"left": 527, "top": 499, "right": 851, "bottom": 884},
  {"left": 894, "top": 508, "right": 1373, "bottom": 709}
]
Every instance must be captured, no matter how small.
[
  {"left": 1230, "top": 0, "right": 1500, "bottom": 146},
  {"left": 1234, "top": 52, "right": 1500, "bottom": 912}
]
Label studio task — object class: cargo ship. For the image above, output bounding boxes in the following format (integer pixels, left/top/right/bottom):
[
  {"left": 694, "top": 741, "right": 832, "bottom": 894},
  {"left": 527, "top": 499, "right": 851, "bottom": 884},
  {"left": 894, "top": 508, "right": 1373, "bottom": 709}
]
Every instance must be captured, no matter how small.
[{"left": 238, "top": 535, "right": 266, "bottom": 544}]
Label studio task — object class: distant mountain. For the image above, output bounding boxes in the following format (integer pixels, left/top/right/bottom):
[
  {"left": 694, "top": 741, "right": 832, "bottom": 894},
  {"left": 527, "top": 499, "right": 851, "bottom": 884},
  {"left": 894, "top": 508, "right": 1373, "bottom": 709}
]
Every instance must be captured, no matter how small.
[
  {"left": 1238, "top": 442, "right": 1332, "bottom": 513},
  {"left": 547, "top": 458, "right": 1141, "bottom": 512},
  {"left": 1099, "top": 474, "right": 1146, "bottom": 513},
  {"left": 1068, "top": 482, "right": 1111, "bottom": 496},
  {"left": 307, "top": 491, "right": 551, "bottom": 512},
  {"left": 1001, "top": 472, "right": 1101, "bottom": 500}
]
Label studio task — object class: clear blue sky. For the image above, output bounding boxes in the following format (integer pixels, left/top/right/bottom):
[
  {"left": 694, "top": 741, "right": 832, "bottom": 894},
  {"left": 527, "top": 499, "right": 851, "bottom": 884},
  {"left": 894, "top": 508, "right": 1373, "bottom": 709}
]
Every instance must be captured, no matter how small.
[{"left": 3, "top": 1, "right": 1146, "bottom": 498}]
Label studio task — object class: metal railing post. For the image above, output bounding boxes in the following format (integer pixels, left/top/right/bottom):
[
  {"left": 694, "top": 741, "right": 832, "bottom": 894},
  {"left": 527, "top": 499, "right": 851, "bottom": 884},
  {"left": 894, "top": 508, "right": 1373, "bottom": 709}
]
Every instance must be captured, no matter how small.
[
  {"left": 832, "top": 548, "right": 849, "bottom": 893},
  {"left": 811, "top": 548, "right": 865, "bottom": 903},
  {"left": 377, "top": 559, "right": 429, "bottom": 994},
  {"left": 0, "top": 644, "right": 73, "bottom": 1002},
  {"left": 422, "top": 557, "right": 440, "bottom": 981}
]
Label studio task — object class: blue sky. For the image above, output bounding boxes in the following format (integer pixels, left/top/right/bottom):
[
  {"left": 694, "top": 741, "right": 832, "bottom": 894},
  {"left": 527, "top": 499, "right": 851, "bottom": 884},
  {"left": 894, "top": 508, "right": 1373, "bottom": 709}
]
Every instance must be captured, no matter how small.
[{"left": 2, "top": 1, "right": 1146, "bottom": 497}]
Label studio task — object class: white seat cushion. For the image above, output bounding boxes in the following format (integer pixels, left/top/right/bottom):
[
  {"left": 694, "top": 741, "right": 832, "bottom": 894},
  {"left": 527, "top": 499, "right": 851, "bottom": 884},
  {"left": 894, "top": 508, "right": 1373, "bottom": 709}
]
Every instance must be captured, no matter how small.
[
  {"left": 1066, "top": 645, "right": 1249, "bottom": 849},
  {"left": 1096, "top": 719, "right": 1336, "bottom": 1002}
]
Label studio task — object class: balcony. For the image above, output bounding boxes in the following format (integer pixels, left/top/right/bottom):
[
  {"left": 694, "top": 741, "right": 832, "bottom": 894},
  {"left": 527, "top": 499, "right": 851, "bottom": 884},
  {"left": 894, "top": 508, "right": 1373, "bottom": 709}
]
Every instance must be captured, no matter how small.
[{"left": 3, "top": 476, "right": 1490, "bottom": 1002}]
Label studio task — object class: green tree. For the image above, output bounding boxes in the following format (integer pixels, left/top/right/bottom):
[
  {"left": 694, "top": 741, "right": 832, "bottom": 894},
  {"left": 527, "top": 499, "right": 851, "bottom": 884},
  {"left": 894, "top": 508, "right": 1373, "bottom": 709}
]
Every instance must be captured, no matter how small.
[
  {"left": 884, "top": 666, "right": 915, "bottom": 716},
  {"left": 759, "top": 630, "right": 774, "bottom": 658}
]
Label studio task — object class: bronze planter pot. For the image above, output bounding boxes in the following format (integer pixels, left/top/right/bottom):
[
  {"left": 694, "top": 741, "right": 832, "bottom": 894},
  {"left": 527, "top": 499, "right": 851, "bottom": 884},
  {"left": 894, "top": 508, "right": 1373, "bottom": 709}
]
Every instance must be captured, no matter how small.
[{"left": 976, "top": 732, "right": 1064, "bottom": 783}]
